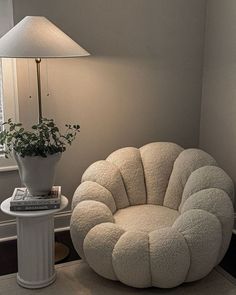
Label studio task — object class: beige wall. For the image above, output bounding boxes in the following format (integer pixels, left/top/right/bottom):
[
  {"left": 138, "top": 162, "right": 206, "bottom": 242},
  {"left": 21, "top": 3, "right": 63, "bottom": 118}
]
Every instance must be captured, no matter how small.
[
  {"left": 0, "top": 0, "right": 206, "bottom": 221},
  {"left": 200, "top": 0, "right": 236, "bottom": 188}
]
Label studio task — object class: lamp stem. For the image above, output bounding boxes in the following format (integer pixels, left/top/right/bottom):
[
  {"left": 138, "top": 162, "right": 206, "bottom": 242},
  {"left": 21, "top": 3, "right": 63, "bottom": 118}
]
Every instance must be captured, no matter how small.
[{"left": 35, "top": 58, "right": 42, "bottom": 123}]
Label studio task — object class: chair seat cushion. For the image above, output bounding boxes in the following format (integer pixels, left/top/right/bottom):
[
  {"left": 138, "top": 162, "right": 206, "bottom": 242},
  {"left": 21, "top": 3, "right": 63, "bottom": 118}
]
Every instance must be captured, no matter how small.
[{"left": 114, "top": 204, "right": 180, "bottom": 234}]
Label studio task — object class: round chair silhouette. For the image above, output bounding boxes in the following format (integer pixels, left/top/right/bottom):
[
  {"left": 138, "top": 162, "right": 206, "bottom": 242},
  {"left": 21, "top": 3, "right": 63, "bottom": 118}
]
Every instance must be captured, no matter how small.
[{"left": 70, "top": 142, "right": 234, "bottom": 288}]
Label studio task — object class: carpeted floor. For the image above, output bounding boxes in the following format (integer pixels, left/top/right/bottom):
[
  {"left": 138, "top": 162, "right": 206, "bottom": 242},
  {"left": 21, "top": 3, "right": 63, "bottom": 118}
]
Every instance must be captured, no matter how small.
[{"left": 0, "top": 261, "right": 236, "bottom": 295}]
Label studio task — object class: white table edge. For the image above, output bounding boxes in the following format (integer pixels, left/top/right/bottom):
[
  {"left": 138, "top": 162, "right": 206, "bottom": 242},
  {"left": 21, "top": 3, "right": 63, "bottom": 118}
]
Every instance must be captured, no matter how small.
[{"left": 0, "top": 195, "right": 68, "bottom": 218}]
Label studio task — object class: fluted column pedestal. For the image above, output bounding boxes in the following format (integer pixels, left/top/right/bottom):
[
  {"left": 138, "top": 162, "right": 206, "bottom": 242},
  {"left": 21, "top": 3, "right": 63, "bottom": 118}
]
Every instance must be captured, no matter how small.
[
  {"left": 1, "top": 195, "right": 68, "bottom": 289},
  {"left": 17, "top": 215, "right": 56, "bottom": 288}
]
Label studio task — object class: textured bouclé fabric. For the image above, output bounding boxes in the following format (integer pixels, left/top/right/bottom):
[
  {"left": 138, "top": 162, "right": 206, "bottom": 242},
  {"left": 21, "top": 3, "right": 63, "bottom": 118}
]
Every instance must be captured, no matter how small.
[
  {"left": 70, "top": 142, "right": 234, "bottom": 288},
  {"left": 107, "top": 147, "right": 146, "bottom": 206},
  {"left": 114, "top": 204, "right": 179, "bottom": 234},
  {"left": 140, "top": 142, "right": 183, "bottom": 205},
  {"left": 72, "top": 181, "right": 117, "bottom": 213},
  {"left": 164, "top": 149, "right": 218, "bottom": 210},
  {"left": 84, "top": 222, "right": 124, "bottom": 280},
  {"left": 81, "top": 160, "right": 129, "bottom": 209}
]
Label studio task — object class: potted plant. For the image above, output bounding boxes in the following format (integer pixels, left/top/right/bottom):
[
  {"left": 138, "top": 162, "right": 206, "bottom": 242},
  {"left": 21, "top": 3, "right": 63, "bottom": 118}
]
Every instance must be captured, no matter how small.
[{"left": 0, "top": 118, "right": 80, "bottom": 196}]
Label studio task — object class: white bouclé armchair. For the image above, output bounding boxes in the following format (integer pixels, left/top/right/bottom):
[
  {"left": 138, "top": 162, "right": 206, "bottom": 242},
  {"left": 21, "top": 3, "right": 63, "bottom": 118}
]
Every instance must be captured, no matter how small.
[{"left": 70, "top": 142, "right": 234, "bottom": 288}]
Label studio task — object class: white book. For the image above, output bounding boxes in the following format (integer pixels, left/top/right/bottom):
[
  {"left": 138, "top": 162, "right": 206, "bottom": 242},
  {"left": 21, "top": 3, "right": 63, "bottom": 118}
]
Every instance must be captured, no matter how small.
[{"left": 10, "top": 186, "right": 61, "bottom": 206}]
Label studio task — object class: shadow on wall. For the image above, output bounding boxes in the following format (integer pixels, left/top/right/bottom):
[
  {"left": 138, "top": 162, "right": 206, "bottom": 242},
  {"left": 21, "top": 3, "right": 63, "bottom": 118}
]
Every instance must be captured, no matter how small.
[
  {"left": 0, "top": 54, "right": 203, "bottom": 220},
  {"left": 15, "top": 55, "right": 202, "bottom": 201},
  {"left": 37, "top": 56, "right": 201, "bottom": 199}
]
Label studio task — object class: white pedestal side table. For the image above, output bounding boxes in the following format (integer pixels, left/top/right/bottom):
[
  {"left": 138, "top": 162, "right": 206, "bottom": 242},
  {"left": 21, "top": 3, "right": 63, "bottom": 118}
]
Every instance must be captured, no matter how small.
[{"left": 0, "top": 195, "right": 68, "bottom": 289}]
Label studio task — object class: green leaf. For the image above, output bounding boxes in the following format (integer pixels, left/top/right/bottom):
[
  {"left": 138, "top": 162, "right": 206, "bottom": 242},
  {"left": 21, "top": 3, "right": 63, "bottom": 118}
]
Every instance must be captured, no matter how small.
[{"left": 1, "top": 117, "right": 80, "bottom": 157}]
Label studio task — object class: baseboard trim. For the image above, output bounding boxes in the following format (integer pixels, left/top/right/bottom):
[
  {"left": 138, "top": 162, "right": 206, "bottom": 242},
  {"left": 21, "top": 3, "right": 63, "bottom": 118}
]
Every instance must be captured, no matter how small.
[
  {"left": 233, "top": 213, "right": 236, "bottom": 235},
  {"left": 216, "top": 266, "right": 236, "bottom": 286},
  {"left": 0, "top": 210, "right": 72, "bottom": 242}
]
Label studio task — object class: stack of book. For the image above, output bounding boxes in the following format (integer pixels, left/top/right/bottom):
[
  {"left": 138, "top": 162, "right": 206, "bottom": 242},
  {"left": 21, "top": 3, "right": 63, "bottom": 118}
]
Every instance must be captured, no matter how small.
[{"left": 10, "top": 186, "right": 61, "bottom": 211}]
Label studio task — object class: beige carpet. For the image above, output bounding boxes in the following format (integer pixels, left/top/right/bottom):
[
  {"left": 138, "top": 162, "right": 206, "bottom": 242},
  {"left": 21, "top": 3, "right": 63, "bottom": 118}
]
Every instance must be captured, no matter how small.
[{"left": 0, "top": 261, "right": 236, "bottom": 295}]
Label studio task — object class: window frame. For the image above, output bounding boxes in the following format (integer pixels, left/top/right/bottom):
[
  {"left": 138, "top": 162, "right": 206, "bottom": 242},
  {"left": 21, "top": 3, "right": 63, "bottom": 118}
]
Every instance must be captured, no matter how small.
[
  {"left": 0, "top": 58, "right": 19, "bottom": 172},
  {"left": 0, "top": 0, "right": 19, "bottom": 172}
]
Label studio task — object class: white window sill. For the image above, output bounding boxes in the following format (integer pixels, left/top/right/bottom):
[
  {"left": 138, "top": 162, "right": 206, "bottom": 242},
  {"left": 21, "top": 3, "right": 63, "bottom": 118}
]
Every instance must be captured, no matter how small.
[
  {"left": 0, "top": 165, "right": 18, "bottom": 172},
  {"left": 0, "top": 153, "right": 18, "bottom": 172}
]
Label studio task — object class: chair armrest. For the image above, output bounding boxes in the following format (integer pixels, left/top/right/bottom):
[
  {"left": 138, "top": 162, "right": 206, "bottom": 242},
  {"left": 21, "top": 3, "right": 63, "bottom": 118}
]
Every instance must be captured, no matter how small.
[
  {"left": 84, "top": 222, "right": 125, "bottom": 280},
  {"left": 180, "top": 188, "right": 234, "bottom": 263},
  {"left": 173, "top": 209, "right": 222, "bottom": 282},
  {"left": 70, "top": 200, "right": 114, "bottom": 260},
  {"left": 180, "top": 165, "right": 234, "bottom": 211},
  {"left": 72, "top": 181, "right": 116, "bottom": 213},
  {"left": 81, "top": 160, "right": 129, "bottom": 209}
]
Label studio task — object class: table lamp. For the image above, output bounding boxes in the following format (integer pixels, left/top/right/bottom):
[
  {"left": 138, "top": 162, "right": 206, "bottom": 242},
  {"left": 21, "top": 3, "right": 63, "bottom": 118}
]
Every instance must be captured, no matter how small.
[{"left": 0, "top": 16, "right": 90, "bottom": 122}]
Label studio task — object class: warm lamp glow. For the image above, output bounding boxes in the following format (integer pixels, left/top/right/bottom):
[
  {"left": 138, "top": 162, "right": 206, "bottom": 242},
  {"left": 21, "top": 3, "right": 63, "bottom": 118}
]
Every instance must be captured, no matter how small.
[
  {"left": 0, "top": 16, "right": 89, "bottom": 58},
  {"left": 0, "top": 16, "right": 90, "bottom": 121}
]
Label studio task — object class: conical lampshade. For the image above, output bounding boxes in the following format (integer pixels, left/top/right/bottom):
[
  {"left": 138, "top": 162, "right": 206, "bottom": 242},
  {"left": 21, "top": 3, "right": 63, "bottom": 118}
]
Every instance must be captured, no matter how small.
[{"left": 0, "top": 16, "right": 90, "bottom": 58}]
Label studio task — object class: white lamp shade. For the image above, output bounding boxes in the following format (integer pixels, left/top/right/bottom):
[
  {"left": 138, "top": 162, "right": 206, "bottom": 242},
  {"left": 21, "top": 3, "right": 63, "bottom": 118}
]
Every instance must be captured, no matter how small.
[{"left": 0, "top": 16, "right": 90, "bottom": 58}]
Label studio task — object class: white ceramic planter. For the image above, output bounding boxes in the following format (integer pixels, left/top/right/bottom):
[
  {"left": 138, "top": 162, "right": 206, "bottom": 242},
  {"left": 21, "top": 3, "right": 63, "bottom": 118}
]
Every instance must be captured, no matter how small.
[{"left": 14, "top": 152, "right": 61, "bottom": 196}]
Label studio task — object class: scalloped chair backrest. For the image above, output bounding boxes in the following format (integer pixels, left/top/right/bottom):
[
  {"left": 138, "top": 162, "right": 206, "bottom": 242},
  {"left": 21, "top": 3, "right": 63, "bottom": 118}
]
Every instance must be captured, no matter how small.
[
  {"left": 82, "top": 142, "right": 232, "bottom": 211},
  {"left": 139, "top": 142, "right": 183, "bottom": 206},
  {"left": 164, "top": 148, "right": 218, "bottom": 209}
]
